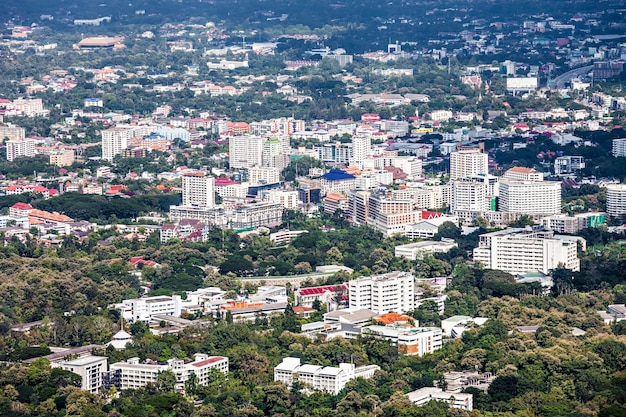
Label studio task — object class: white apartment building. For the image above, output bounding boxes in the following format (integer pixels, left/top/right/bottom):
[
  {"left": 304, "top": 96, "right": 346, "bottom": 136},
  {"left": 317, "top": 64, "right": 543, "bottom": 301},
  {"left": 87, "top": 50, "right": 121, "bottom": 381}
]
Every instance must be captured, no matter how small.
[
  {"left": 274, "top": 357, "right": 379, "bottom": 395},
  {"left": 349, "top": 271, "right": 415, "bottom": 314},
  {"left": 350, "top": 135, "right": 371, "bottom": 169},
  {"left": 6, "top": 138, "right": 36, "bottom": 161},
  {"left": 449, "top": 149, "right": 488, "bottom": 180},
  {"left": 406, "top": 387, "right": 473, "bottom": 411},
  {"left": 120, "top": 295, "right": 183, "bottom": 323},
  {"left": 606, "top": 184, "right": 626, "bottom": 218},
  {"left": 612, "top": 138, "right": 626, "bottom": 157},
  {"left": 101, "top": 127, "right": 132, "bottom": 161},
  {"left": 361, "top": 325, "right": 442, "bottom": 356},
  {"left": 110, "top": 354, "right": 228, "bottom": 391},
  {"left": 265, "top": 189, "right": 300, "bottom": 209},
  {"left": 499, "top": 180, "right": 561, "bottom": 214},
  {"left": 430, "top": 110, "right": 453, "bottom": 122},
  {"left": 182, "top": 173, "right": 215, "bottom": 208},
  {"left": 229, "top": 135, "right": 264, "bottom": 169},
  {"left": 54, "top": 356, "right": 108, "bottom": 394},
  {"left": 0, "top": 125, "right": 26, "bottom": 141},
  {"left": 248, "top": 166, "right": 280, "bottom": 185},
  {"left": 472, "top": 228, "right": 582, "bottom": 274},
  {"left": 451, "top": 180, "right": 490, "bottom": 213}
]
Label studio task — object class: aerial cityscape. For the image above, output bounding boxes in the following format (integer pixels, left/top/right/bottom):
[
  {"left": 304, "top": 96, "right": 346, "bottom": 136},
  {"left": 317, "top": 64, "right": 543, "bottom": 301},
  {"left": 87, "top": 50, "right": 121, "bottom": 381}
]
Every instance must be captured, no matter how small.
[{"left": 1, "top": 0, "right": 626, "bottom": 416}]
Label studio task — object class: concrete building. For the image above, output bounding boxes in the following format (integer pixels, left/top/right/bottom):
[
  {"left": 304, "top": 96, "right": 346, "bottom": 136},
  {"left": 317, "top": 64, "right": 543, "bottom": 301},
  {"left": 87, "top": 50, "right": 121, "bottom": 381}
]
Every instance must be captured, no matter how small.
[
  {"left": 229, "top": 135, "right": 264, "bottom": 169},
  {"left": 49, "top": 149, "right": 75, "bottom": 167},
  {"left": 503, "top": 167, "right": 544, "bottom": 182},
  {"left": 350, "top": 135, "right": 371, "bottom": 169},
  {"left": 265, "top": 190, "right": 300, "bottom": 209},
  {"left": 612, "top": 138, "right": 626, "bottom": 157},
  {"left": 499, "top": 180, "right": 561, "bottom": 215},
  {"left": 540, "top": 212, "right": 606, "bottom": 234},
  {"left": 361, "top": 325, "right": 442, "bottom": 356},
  {"left": 120, "top": 295, "right": 183, "bottom": 323},
  {"left": 6, "top": 139, "right": 36, "bottom": 161},
  {"left": 101, "top": 127, "right": 132, "bottom": 161},
  {"left": 349, "top": 271, "right": 415, "bottom": 314},
  {"left": 394, "top": 240, "right": 458, "bottom": 260},
  {"left": 554, "top": 156, "right": 585, "bottom": 175},
  {"left": 606, "top": 184, "right": 626, "bottom": 218},
  {"left": 406, "top": 387, "right": 473, "bottom": 411},
  {"left": 54, "top": 356, "right": 108, "bottom": 394},
  {"left": 347, "top": 190, "right": 371, "bottom": 225},
  {"left": 320, "top": 170, "right": 356, "bottom": 196},
  {"left": 472, "top": 228, "right": 583, "bottom": 274},
  {"left": 0, "top": 125, "right": 26, "bottom": 141},
  {"left": 248, "top": 166, "right": 280, "bottom": 185},
  {"left": 182, "top": 172, "right": 215, "bottom": 208},
  {"left": 449, "top": 149, "right": 488, "bottom": 180},
  {"left": 274, "top": 357, "right": 378, "bottom": 395},
  {"left": 109, "top": 354, "right": 228, "bottom": 391}
]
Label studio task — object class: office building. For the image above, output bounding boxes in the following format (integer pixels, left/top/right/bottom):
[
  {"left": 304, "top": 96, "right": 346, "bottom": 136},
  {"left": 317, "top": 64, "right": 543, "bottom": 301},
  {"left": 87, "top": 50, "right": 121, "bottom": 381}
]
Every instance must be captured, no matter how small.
[
  {"left": 472, "top": 228, "right": 583, "bottom": 274},
  {"left": 120, "top": 295, "right": 183, "bottom": 323},
  {"left": 349, "top": 271, "right": 415, "bottom": 314},
  {"left": 54, "top": 356, "right": 108, "bottom": 394},
  {"left": 361, "top": 325, "right": 442, "bottom": 356},
  {"left": 274, "top": 357, "right": 378, "bottom": 395},
  {"left": 110, "top": 354, "right": 228, "bottom": 391},
  {"left": 229, "top": 135, "right": 264, "bottom": 169},
  {"left": 449, "top": 149, "right": 488, "bottom": 180},
  {"left": 6, "top": 139, "right": 36, "bottom": 161},
  {"left": 499, "top": 180, "right": 560, "bottom": 215},
  {"left": 182, "top": 172, "right": 215, "bottom": 208},
  {"left": 606, "top": 184, "right": 626, "bottom": 218},
  {"left": 320, "top": 169, "right": 356, "bottom": 196},
  {"left": 102, "top": 127, "right": 132, "bottom": 161}
]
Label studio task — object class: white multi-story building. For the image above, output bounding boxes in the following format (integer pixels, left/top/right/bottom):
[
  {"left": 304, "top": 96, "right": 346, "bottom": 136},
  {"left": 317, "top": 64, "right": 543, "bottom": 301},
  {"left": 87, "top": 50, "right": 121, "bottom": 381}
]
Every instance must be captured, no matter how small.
[
  {"left": 182, "top": 172, "right": 215, "bottom": 208},
  {"left": 54, "top": 356, "right": 108, "bottom": 394},
  {"left": 349, "top": 271, "right": 415, "bottom": 314},
  {"left": 229, "top": 135, "right": 264, "bottom": 169},
  {"left": 451, "top": 179, "right": 490, "bottom": 213},
  {"left": 6, "top": 138, "right": 36, "bottom": 161},
  {"left": 320, "top": 170, "right": 356, "bottom": 196},
  {"left": 612, "top": 138, "right": 626, "bottom": 157},
  {"left": 554, "top": 156, "right": 585, "bottom": 175},
  {"left": 350, "top": 135, "right": 371, "bottom": 169},
  {"left": 101, "top": 127, "right": 133, "bottom": 161},
  {"left": 266, "top": 189, "right": 300, "bottom": 209},
  {"left": 120, "top": 295, "right": 183, "bottom": 323},
  {"left": 110, "top": 354, "right": 228, "bottom": 391},
  {"left": 361, "top": 325, "right": 442, "bottom": 356},
  {"left": 449, "top": 149, "right": 488, "bottom": 180},
  {"left": 406, "top": 387, "right": 473, "bottom": 411},
  {"left": 274, "top": 357, "right": 378, "bottom": 395},
  {"left": 0, "top": 125, "right": 26, "bottom": 141},
  {"left": 606, "top": 184, "right": 626, "bottom": 218},
  {"left": 248, "top": 166, "right": 280, "bottom": 185},
  {"left": 472, "top": 228, "right": 583, "bottom": 274},
  {"left": 499, "top": 180, "right": 560, "bottom": 214}
]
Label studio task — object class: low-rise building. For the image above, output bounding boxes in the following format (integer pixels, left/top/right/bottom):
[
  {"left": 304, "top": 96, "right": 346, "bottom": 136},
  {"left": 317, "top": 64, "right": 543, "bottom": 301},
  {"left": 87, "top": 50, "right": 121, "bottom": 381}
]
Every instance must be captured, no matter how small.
[
  {"left": 54, "top": 356, "right": 108, "bottom": 394},
  {"left": 394, "top": 239, "right": 457, "bottom": 260},
  {"left": 406, "top": 387, "right": 473, "bottom": 411},
  {"left": 361, "top": 324, "right": 442, "bottom": 356},
  {"left": 274, "top": 357, "right": 379, "bottom": 395}
]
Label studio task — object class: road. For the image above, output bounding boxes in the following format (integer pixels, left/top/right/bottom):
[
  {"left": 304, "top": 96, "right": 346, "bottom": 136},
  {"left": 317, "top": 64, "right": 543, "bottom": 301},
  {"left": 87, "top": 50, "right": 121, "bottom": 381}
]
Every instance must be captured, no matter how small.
[{"left": 551, "top": 65, "right": 594, "bottom": 89}]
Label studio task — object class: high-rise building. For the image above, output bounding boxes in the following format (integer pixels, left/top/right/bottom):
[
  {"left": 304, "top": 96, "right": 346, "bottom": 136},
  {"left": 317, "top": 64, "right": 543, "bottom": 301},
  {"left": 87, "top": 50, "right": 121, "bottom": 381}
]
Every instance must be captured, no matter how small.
[
  {"left": 229, "top": 135, "right": 264, "bottom": 169},
  {"left": 0, "top": 125, "right": 26, "bottom": 141},
  {"left": 449, "top": 149, "right": 488, "bottom": 180},
  {"left": 6, "top": 139, "right": 36, "bottom": 161},
  {"left": 349, "top": 271, "right": 415, "bottom": 314},
  {"left": 612, "top": 138, "right": 626, "bottom": 157},
  {"left": 606, "top": 184, "right": 626, "bottom": 218},
  {"left": 499, "top": 180, "right": 560, "bottom": 214},
  {"left": 451, "top": 180, "right": 490, "bottom": 213},
  {"left": 101, "top": 127, "right": 132, "bottom": 161},
  {"left": 350, "top": 135, "right": 371, "bottom": 169},
  {"left": 182, "top": 173, "right": 215, "bottom": 208}
]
